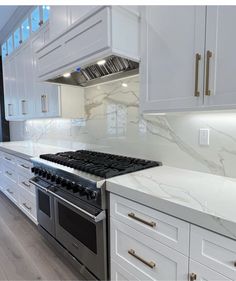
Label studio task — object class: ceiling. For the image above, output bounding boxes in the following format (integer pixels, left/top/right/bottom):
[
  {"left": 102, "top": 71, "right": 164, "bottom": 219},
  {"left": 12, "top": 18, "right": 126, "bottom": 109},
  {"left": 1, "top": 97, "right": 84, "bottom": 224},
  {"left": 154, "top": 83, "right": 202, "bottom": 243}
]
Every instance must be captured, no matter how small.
[{"left": 0, "top": 6, "right": 18, "bottom": 32}]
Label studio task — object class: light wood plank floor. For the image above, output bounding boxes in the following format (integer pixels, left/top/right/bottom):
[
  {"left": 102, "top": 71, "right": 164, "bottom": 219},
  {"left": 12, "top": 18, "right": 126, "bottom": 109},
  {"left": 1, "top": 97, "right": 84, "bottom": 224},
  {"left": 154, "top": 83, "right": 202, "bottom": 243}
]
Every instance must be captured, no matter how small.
[{"left": 0, "top": 192, "right": 83, "bottom": 280}]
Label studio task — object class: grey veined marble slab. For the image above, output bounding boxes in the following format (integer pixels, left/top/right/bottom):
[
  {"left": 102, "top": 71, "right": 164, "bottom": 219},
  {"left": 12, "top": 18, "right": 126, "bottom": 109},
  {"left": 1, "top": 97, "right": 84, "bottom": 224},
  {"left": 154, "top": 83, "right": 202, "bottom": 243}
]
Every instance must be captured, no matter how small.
[{"left": 107, "top": 165, "right": 236, "bottom": 240}]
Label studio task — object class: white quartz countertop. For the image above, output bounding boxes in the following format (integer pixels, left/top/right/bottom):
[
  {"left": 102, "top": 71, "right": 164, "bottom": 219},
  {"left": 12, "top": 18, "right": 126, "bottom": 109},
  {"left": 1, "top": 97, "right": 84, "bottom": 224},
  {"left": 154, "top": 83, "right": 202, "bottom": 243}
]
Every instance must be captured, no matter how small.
[
  {"left": 107, "top": 166, "right": 236, "bottom": 240},
  {"left": 1, "top": 141, "right": 236, "bottom": 240},
  {"left": 0, "top": 141, "right": 107, "bottom": 160}
]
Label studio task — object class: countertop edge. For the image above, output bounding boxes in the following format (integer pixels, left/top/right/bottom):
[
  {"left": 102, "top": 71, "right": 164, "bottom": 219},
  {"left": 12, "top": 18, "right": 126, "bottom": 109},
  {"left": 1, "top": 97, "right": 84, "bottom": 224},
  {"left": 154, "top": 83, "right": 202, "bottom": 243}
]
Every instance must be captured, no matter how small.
[
  {"left": 106, "top": 181, "right": 236, "bottom": 241},
  {"left": 0, "top": 146, "right": 33, "bottom": 161}
]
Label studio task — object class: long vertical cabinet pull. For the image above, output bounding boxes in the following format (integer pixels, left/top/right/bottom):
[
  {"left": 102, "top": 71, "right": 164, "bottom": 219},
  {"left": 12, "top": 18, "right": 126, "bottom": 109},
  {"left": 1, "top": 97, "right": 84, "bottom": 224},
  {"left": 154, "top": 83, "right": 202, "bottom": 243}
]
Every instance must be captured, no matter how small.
[
  {"left": 21, "top": 100, "right": 27, "bottom": 115},
  {"left": 205, "top": 50, "right": 212, "bottom": 96},
  {"left": 194, "top": 53, "right": 201, "bottom": 97},
  {"left": 41, "top": 94, "right": 48, "bottom": 113},
  {"left": 8, "top": 104, "right": 13, "bottom": 116}
]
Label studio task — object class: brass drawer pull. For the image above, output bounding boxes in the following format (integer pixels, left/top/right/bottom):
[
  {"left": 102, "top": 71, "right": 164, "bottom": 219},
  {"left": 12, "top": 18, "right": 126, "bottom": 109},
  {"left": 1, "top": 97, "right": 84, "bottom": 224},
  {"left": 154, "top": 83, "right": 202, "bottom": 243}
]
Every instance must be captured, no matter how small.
[
  {"left": 194, "top": 53, "right": 201, "bottom": 97},
  {"left": 128, "top": 249, "right": 156, "bottom": 269},
  {"left": 4, "top": 157, "right": 12, "bottom": 161},
  {"left": 190, "top": 273, "right": 197, "bottom": 281},
  {"left": 20, "top": 164, "right": 30, "bottom": 170},
  {"left": 6, "top": 171, "right": 12, "bottom": 176},
  {"left": 128, "top": 212, "right": 156, "bottom": 227},
  {"left": 22, "top": 181, "right": 31, "bottom": 188},
  {"left": 6, "top": 189, "right": 13, "bottom": 195},
  {"left": 23, "top": 203, "right": 32, "bottom": 211},
  {"left": 205, "top": 50, "right": 212, "bottom": 96}
]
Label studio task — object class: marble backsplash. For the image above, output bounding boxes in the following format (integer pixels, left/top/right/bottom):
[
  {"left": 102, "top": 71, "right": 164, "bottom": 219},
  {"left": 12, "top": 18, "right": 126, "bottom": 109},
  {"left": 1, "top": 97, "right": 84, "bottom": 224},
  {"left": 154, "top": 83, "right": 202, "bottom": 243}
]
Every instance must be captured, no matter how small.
[{"left": 9, "top": 76, "right": 236, "bottom": 178}]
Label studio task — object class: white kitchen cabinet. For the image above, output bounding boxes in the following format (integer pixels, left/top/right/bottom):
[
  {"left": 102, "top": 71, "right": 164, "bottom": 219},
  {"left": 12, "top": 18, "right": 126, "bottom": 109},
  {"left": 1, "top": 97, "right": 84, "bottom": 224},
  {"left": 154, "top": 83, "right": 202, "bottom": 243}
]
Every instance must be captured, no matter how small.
[
  {"left": 16, "top": 42, "right": 35, "bottom": 118},
  {"left": 190, "top": 225, "right": 236, "bottom": 280},
  {"left": 3, "top": 56, "right": 19, "bottom": 120},
  {"left": 111, "top": 218, "right": 189, "bottom": 280},
  {"left": 69, "top": 6, "right": 97, "bottom": 25},
  {"left": 49, "top": 6, "right": 97, "bottom": 40},
  {"left": 204, "top": 6, "right": 236, "bottom": 108},
  {"left": 49, "top": 6, "right": 70, "bottom": 39},
  {"left": 140, "top": 6, "right": 206, "bottom": 113},
  {"left": 189, "top": 260, "right": 232, "bottom": 281},
  {"left": 0, "top": 151, "right": 37, "bottom": 224},
  {"left": 140, "top": 6, "right": 236, "bottom": 113}
]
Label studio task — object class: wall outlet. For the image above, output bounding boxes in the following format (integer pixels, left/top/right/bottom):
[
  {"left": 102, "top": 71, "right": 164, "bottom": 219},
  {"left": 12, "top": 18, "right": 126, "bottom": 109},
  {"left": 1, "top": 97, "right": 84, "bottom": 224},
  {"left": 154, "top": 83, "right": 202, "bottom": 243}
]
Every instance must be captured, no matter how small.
[{"left": 199, "top": 128, "right": 210, "bottom": 146}]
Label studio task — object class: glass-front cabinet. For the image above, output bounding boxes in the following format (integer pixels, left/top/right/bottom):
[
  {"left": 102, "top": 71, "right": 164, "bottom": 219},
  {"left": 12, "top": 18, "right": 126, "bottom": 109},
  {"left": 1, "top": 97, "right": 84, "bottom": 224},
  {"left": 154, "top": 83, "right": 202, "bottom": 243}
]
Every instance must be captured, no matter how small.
[
  {"left": 21, "top": 17, "right": 30, "bottom": 42},
  {"left": 31, "top": 7, "right": 40, "bottom": 33},
  {"left": 1, "top": 42, "right": 7, "bottom": 61},
  {"left": 7, "top": 36, "right": 13, "bottom": 55},
  {"left": 1, "top": 6, "right": 50, "bottom": 59},
  {"left": 14, "top": 28, "right": 21, "bottom": 49}
]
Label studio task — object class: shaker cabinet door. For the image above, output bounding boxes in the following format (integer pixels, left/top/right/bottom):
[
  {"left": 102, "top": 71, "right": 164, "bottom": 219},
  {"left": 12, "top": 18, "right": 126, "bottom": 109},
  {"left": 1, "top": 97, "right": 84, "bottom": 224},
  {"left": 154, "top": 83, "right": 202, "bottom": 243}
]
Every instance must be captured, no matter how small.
[
  {"left": 189, "top": 260, "right": 232, "bottom": 281},
  {"left": 140, "top": 6, "right": 206, "bottom": 113},
  {"left": 204, "top": 6, "right": 236, "bottom": 108}
]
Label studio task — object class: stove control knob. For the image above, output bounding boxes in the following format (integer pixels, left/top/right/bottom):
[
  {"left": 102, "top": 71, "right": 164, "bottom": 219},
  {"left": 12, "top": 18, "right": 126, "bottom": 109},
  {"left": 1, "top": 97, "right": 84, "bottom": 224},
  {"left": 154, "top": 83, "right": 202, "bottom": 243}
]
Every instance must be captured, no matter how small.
[
  {"left": 90, "top": 190, "right": 97, "bottom": 200},
  {"left": 31, "top": 167, "right": 35, "bottom": 173},
  {"left": 51, "top": 175, "right": 56, "bottom": 182},
  {"left": 61, "top": 179, "right": 67, "bottom": 187},
  {"left": 66, "top": 181, "right": 73, "bottom": 190},
  {"left": 38, "top": 169, "right": 43, "bottom": 176},
  {"left": 56, "top": 177, "right": 62, "bottom": 184},
  {"left": 42, "top": 170, "right": 47, "bottom": 178},
  {"left": 46, "top": 173, "right": 51, "bottom": 180},
  {"left": 35, "top": 167, "right": 39, "bottom": 175}
]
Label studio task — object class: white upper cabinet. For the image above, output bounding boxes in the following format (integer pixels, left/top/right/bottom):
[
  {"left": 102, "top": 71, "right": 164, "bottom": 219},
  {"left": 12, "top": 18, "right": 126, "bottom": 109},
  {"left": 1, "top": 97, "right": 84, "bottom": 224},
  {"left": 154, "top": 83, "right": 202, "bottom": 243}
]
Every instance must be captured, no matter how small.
[
  {"left": 205, "top": 6, "right": 236, "bottom": 108},
  {"left": 49, "top": 6, "right": 70, "bottom": 39},
  {"left": 140, "top": 6, "right": 206, "bottom": 113},
  {"left": 140, "top": 6, "right": 236, "bottom": 113}
]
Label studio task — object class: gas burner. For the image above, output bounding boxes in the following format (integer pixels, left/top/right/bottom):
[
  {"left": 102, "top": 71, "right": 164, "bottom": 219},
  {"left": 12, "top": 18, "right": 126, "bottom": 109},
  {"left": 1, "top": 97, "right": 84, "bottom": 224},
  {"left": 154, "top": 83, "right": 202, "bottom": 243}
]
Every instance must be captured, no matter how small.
[{"left": 39, "top": 150, "right": 161, "bottom": 178}]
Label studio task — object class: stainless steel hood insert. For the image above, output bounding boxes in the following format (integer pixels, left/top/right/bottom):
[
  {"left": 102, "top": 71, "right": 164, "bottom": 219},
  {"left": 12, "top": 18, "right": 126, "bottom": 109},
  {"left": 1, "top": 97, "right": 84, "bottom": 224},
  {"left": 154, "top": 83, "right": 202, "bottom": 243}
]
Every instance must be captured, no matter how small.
[{"left": 47, "top": 55, "right": 139, "bottom": 87}]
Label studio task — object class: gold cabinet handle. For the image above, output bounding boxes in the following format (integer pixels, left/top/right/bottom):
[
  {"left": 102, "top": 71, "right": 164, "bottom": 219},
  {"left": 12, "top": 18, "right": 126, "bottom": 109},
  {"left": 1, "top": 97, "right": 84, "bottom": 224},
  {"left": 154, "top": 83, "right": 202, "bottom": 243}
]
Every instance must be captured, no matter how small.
[
  {"left": 128, "top": 212, "right": 156, "bottom": 227},
  {"left": 205, "top": 50, "right": 212, "bottom": 96},
  {"left": 190, "top": 273, "right": 197, "bottom": 281},
  {"left": 20, "top": 164, "right": 30, "bottom": 170},
  {"left": 6, "top": 188, "right": 13, "bottom": 195},
  {"left": 23, "top": 203, "right": 32, "bottom": 211},
  {"left": 22, "top": 181, "right": 31, "bottom": 188},
  {"left": 128, "top": 249, "right": 156, "bottom": 269},
  {"left": 4, "top": 157, "right": 12, "bottom": 161},
  {"left": 21, "top": 100, "right": 27, "bottom": 115},
  {"left": 194, "top": 53, "right": 201, "bottom": 97}
]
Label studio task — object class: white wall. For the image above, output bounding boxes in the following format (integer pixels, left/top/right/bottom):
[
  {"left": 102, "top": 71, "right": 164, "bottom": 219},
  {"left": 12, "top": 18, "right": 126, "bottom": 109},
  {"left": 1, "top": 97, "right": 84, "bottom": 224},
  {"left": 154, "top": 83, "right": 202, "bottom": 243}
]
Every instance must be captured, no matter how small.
[{"left": 10, "top": 76, "right": 236, "bottom": 178}]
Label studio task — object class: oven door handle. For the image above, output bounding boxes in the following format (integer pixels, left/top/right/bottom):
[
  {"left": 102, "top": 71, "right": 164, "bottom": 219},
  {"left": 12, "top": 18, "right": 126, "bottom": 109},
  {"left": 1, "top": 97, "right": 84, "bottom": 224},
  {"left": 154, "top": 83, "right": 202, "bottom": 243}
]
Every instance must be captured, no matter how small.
[{"left": 29, "top": 179, "right": 106, "bottom": 223}]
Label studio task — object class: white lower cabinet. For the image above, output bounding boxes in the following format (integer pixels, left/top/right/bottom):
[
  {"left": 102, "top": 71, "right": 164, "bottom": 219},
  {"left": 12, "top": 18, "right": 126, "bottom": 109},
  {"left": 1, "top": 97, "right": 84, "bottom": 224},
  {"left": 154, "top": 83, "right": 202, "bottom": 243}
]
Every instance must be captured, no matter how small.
[
  {"left": 189, "top": 260, "right": 232, "bottom": 281},
  {"left": 110, "top": 193, "right": 236, "bottom": 281},
  {"left": 0, "top": 151, "right": 37, "bottom": 224},
  {"left": 111, "top": 218, "right": 189, "bottom": 280}
]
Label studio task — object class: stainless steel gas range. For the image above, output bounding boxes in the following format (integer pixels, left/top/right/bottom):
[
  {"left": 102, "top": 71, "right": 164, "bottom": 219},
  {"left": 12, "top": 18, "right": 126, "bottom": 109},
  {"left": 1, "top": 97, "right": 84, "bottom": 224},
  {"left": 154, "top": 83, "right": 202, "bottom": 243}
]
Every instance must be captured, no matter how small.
[{"left": 30, "top": 150, "right": 161, "bottom": 280}]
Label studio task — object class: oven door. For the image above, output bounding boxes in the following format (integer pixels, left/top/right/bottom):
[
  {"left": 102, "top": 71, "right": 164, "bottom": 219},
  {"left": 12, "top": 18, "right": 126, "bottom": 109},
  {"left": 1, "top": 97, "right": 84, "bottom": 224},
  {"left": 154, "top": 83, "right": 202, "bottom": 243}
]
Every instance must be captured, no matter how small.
[
  {"left": 54, "top": 196, "right": 107, "bottom": 280},
  {"left": 31, "top": 177, "right": 55, "bottom": 236}
]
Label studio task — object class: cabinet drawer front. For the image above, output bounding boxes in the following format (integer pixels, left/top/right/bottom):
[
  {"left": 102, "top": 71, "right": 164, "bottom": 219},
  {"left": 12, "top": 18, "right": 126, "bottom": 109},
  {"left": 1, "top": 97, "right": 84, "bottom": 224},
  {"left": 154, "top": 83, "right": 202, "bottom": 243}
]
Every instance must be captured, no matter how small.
[
  {"left": 190, "top": 225, "right": 236, "bottom": 279},
  {"left": 111, "top": 259, "right": 140, "bottom": 281},
  {"left": 2, "top": 152, "right": 16, "bottom": 165},
  {"left": 110, "top": 194, "right": 189, "bottom": 255},
  {"left": 19, "top": 188, "right": 36, "bottom": 221},
  {"left": 111, "top": 218, "right": 188, "bottom": 281},
  {"left": 18, "top": 175, "right": 35, "bottom": 194},
  {"left": 37, "top": 7, "right": 110, "bottom": 79},
  {"left": 189, "top": 259, "right": 232, "bottom": 281},
  {"left": 4, "top": 178, "right": 18, "bottom": 204},
  {"left": 17, "top": 159, "right": 32, "bottom": 175},
  {"left": 3, "top": 164, "right": 17, "bottom": 183}
]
